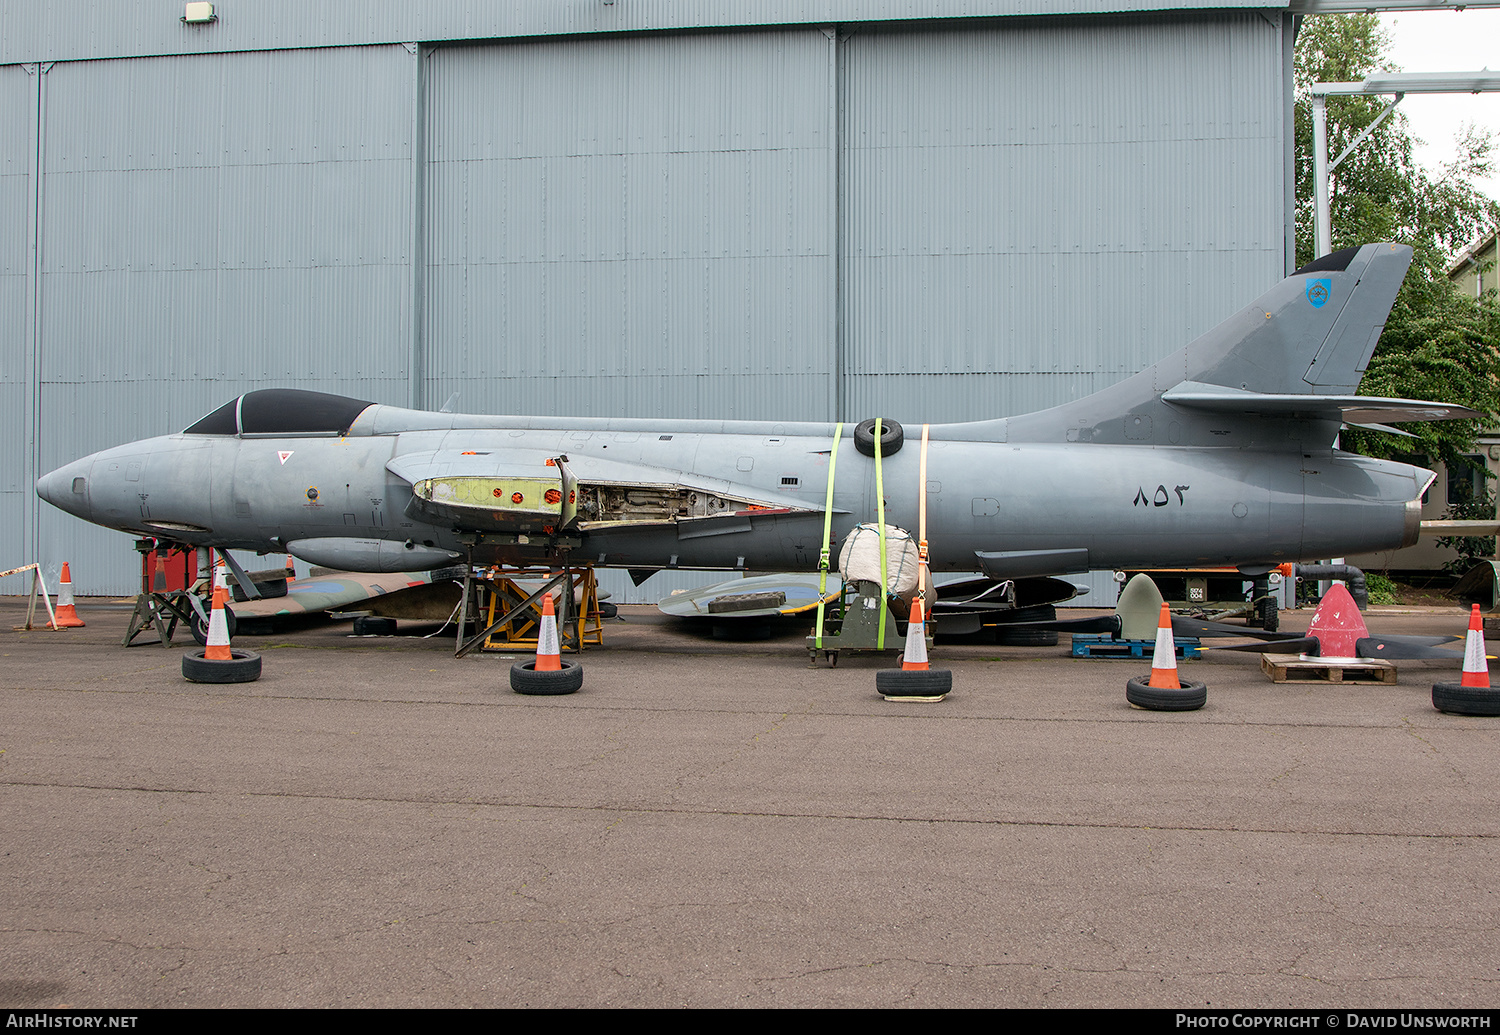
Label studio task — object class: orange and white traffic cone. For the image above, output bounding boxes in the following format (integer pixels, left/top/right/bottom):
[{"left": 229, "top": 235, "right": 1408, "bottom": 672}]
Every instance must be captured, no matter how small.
[
  {"left": 1148, "top": 603, "right": 1180, "bottom": 689},
  {"left": 284, "top": 556, "right": 297, "bottom": 583},
  {"left": 1461, "top": 604, "right": 1489, "bottom": 689},
  {"left": 901, "top": 597, "right": 929, "bottom": 671},
  {"left": 151, "top": 552, "right": 169, "bottom": 594},
  {"left": 50, "top": 562, "right": 86, "bottom": 628},
  {"left": 535, "top": 591, "right": 562, "bottom": 672},
  {"left": 203, "top": 582, "right": 234, "bottom": 661}
]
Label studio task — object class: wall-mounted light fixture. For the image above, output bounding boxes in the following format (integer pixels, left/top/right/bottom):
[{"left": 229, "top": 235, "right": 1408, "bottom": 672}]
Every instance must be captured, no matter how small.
[{"left": 182, "top": 2, "right": 216, "bottom": 24}]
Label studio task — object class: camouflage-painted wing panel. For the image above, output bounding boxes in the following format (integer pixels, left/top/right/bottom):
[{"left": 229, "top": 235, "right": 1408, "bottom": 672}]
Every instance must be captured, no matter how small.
[
  {"left": 229, "top": 570, "right": 438, "bottom": 617},
  {"left": 659, "top": 573, "right": 842, "bottom": 618}
]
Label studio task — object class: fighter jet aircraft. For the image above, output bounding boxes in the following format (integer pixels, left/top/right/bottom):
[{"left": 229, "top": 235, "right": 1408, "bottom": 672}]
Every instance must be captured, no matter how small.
[{"left": 36, "top": 243, "right": 1480, "bottom": 585}]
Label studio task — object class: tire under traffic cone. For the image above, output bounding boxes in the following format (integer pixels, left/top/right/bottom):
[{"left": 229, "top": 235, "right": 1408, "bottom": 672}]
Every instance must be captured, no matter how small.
[
  {"left": 1126, "top": 603, "right": 1206, "bottom": 711},
  {"left": 510, "top": 586, "right": 582, "bottom": 695},
  {"left": 50, "top": 562, "right": 86, "bottom": 628},
  {"left": 876, "top": 597, "right": 951, "bottom": 701},
  {"left": 1433, "top": 604, "right": 1500, "bottom": 716},
  {"left": 182, "top": 580, "right": 261, "bottom": 683}
]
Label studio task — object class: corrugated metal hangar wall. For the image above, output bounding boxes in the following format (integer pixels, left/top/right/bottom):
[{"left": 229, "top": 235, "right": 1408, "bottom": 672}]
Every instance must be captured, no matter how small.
[{"left": 2, "top": 3, "right": 1293, "bottom": 598}]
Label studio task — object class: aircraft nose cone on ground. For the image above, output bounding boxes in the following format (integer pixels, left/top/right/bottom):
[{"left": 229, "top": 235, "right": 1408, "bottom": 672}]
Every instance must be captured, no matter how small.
[{"left": 36, "top": 457, "right": 93, "bottom": 522}]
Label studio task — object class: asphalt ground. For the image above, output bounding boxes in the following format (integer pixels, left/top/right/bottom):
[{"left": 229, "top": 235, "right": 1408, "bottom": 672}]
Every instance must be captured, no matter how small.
[{"left": 2, "top": 597, "right": 1497, "bottom": 1009}]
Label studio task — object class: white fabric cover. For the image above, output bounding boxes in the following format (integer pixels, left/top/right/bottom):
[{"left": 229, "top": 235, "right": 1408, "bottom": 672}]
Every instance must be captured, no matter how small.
[{"left": 838, "top": 523, "right": 920, "bottom": 596}]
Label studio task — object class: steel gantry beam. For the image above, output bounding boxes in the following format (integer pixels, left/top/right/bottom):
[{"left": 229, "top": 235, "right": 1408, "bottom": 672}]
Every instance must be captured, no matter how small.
[{"left": 1310, "top": 71, "right": 1500, "bottom": 258}]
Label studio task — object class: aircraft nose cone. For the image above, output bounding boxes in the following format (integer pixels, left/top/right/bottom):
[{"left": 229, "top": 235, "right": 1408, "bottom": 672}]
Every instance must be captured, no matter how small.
[
  {"left": 36, "top": 459, "right": 92, "bottom": 520},
  {"left": 36, "top": 467, "right": 64, "bottom": 506}
]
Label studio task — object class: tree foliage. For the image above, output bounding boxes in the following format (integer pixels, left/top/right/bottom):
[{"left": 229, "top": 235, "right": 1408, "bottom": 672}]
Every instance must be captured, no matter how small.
[{"left": 1294, "top": 14, "right": 1500, "bottom": 470}]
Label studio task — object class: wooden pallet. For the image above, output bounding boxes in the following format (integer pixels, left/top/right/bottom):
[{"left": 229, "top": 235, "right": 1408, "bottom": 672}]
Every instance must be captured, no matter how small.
[
  {"left": 1071, "top": 635, "right": 1202, "bottom": 660},
  {"left": 1259, "top": 654, "right": 1397, "bottom": 684}
]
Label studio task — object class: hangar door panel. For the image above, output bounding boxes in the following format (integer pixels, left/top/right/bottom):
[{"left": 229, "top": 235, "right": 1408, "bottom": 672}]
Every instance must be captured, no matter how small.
[
  {"left": 424, "top": 30, "right": 836, "bottom": 422},
  {"left": 30, "top": 46, "right": 417, "bottom": 594},
  {"left": 0, "top": 65, "right": 37, "bottom": 592},
  {"left": 839, "top": 15, "right": 1285, "bottom": 423}
]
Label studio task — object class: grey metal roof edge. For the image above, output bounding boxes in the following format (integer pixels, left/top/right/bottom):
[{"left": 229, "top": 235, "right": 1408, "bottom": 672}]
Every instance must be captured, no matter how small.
[
  {"left": 1, "top": 0, "right": 1281, "bottom": 66},
  {"left": 1446, "top": 228, "right": 1499, "bottom": 278}
]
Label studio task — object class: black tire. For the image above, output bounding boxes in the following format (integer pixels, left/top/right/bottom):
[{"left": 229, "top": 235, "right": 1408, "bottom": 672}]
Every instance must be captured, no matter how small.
[
  {"left": 1432, "top": 681, "right": 1500, "bottom": 716},
  {"left": 353, "top": 616, "right": 398, "bottom": 636},
  {"left": 1125, "top": 675, "right": 1207, "bottom": 711},
  {"left": 181, "top": 648, "right": 262, "bottom": 684},
  {"left": 876, "top": 668, "right": 952, "bottom": 699},
  {"left": 598, "top": 602, "right": 618, "bottom": 619},
  {"left": 853, "top": 418, "right": 904, "bottom": 458},
  {"left": 191, "top": 605, "right": 237, "bottom": 647},
  {"left": 510, "top": 659, "right": 583, "bottom": 696},
  {"left": 995, "top": 626, "right": 1059, "bottom": 647},
  {"left": 1258, "top": 596, "right": 1279, "bottom": 632},
  {"left": 1005, "top": 604, "right": 1058, "bottom": 623}
]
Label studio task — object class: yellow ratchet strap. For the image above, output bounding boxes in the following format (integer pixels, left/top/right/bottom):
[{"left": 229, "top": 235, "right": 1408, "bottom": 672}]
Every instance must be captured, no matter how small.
[
  {"left": 875, "top": 418, "right": 888, "bottom": 651},
  {"left": 814, "top": 422, "right": 844, "bottom": 650}
]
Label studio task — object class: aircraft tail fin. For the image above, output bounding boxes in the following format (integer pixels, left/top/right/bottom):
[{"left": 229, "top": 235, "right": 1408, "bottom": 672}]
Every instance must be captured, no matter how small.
[
  {"left": 1000, "top": 242, "right": 1471, "bottom": 445},
  {"left": 1181, "top": 242, "right": 1412, "bottom": 396}
]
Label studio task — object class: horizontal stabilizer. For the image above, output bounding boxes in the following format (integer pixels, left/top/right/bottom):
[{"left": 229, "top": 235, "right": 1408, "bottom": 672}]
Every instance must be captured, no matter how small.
[
  {"left": 1344, "top": 422, "right": 1416, "bottom": 438},
  {"left": 1162, "top": 382, "right": 1482, "bottom": 424}
]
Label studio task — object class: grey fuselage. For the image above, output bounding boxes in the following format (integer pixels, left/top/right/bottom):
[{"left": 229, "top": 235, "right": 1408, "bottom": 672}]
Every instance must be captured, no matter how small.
[
  {"left": 34, "top": 242, "right": 1447, "bottom": 579},
  {"left": 36, "top": 407, "right": 1429, "bottom": 578}
]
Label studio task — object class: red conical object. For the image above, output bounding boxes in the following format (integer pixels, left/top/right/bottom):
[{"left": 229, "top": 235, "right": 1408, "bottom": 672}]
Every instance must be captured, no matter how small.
[{"left": 1306, "top": 582, "right": 1369, "bottom": 658}]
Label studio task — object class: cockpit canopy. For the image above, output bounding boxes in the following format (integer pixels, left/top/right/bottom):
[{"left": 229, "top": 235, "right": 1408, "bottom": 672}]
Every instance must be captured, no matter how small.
[{"left": 184, "top": 389, "right": 375, "bottom": 436}]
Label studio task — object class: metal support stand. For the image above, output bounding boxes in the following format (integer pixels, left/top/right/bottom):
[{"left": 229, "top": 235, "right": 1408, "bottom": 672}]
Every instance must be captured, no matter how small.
[
  {"left": 455, "top": 564, "right": 602, "bottom": 658},
  {"left": 123, "top": 541, "right": 210, "bottom": 647},
  {"left": 807, "top": 579, "right": 923, "bottom": 667},
  {"left": 455, "top": 545, "right": 476, "bottom": 655}
]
